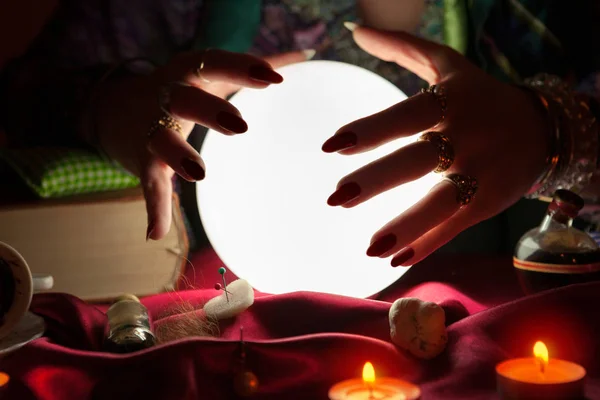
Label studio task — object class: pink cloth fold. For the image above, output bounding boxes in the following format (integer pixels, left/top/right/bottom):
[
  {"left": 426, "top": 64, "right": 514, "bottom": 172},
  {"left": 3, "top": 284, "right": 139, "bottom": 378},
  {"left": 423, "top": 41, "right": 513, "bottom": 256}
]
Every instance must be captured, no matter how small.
[{"left": 1, "top": 253, "right": 599, "bottom": 399}]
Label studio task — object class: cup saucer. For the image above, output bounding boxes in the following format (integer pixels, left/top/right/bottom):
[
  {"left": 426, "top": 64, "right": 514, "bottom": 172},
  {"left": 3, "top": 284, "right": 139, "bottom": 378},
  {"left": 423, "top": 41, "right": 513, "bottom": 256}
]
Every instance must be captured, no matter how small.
[{"left": 0, "top": 312, "right": 45, "bottom": 357}]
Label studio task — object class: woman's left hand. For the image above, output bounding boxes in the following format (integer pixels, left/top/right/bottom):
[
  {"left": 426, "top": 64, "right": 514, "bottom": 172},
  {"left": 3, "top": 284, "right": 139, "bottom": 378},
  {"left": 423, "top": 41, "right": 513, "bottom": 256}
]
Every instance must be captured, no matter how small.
[
  {"left": 322, "top": 25, "right": 551, "bottom": 267},
  {"left": 204, "top": 51, "right": 311, "bottom": 100}
]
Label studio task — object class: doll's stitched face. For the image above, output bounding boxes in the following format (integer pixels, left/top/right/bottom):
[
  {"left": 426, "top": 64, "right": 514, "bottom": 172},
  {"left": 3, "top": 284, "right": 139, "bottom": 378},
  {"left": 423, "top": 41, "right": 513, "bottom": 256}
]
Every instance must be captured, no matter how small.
[{"left": 0, "top": 258, "right": 15, "bottom": 326}]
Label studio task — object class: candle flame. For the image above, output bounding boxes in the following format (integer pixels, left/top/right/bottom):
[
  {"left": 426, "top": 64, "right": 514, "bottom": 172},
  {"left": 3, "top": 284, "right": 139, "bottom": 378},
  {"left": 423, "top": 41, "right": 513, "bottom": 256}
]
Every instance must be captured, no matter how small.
[
  {"left": 533, "top": 341, "right": 549, "bottom": 373},
  {"left": 0, "top": 372, "right": 9, "bottom": 387},
  {"left": 362, "top": 362, "right": 376, "bottom": 384}
]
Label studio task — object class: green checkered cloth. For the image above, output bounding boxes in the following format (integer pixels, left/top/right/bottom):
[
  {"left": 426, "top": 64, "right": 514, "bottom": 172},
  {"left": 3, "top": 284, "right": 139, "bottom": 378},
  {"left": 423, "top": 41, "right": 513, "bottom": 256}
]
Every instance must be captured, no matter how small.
[{"left": 0, "top": 147, "right": 139, "bottom": 198}]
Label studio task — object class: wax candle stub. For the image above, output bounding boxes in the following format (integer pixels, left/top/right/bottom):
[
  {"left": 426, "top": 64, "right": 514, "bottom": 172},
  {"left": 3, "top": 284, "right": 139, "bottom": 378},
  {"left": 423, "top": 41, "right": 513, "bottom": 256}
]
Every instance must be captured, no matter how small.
[
  {"left": 0, "top": 372, "right": 9, "bottom": 387},
  {"left": 496, "top": 341, "right": 586, "bottom": 400},
  {"left": 329, "top": 362, "right": 420, "bottom": 400}
]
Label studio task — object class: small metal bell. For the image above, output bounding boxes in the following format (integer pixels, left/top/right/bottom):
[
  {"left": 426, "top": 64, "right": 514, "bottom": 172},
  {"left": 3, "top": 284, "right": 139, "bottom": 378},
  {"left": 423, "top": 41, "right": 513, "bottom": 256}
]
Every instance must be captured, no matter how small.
[
  {"left": 233, "top": 327, "right": 259, "bottom": 397},
  {"left": 234, "top": 370, "right": 259, "bottom": 397}
]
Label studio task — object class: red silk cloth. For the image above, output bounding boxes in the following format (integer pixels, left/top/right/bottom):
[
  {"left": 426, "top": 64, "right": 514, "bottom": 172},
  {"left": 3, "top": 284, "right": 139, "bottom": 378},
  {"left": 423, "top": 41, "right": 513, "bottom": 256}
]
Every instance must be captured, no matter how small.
[{"left": 1, "top": 252, "right": 599, "bottom": 399}]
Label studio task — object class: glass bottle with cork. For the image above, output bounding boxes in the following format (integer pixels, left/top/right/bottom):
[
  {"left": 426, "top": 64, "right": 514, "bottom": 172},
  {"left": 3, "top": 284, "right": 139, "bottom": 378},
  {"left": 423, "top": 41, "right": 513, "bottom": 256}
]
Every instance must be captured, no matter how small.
[
  {"left": 104, "top": 294, "right": 156, "bottom": 353},
  {"left": 514, "top": 189, "right": 600, "bottom": 294}
]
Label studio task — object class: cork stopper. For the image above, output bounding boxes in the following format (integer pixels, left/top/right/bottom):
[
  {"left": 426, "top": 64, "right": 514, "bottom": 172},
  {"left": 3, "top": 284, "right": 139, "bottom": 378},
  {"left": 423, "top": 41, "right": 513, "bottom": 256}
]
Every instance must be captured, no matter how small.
[
  {"left": 107, "top": 294, "right": 148, "bottom": 330},
  {"left": 112, "top": 294, "right": 140, "bottom": 304},
  {"left": 551, "top": 190, "right": 584, "bottom": 219}
]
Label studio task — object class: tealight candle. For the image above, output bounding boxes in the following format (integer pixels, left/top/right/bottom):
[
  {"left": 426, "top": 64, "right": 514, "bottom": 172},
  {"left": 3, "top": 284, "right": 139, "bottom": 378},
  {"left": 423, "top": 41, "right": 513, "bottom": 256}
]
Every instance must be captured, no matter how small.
[
  {"left": 496, "top": 341, "right": 586, "bottom": 400},
  {"left": 0, "top": 372, "right": 9, "bottom": 387},
  {"left": 329, "top": 362, "right": 420, "bottom": 400}
]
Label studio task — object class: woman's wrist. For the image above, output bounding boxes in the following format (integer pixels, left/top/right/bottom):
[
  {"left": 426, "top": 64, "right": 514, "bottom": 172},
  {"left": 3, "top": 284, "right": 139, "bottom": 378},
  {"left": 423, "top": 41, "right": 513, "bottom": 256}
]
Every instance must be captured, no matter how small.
[
  {"left": 80, "top": 59, "right": 157, "bottom": 159},
  {"left": 517, "top": 85, "right": 558, "bottom": 197},
  {"left": 580, "top": 96, "right": 600, "bottom": 201},
  {"left": 521, "top": 74, "right": 599, "bottom": 201}
]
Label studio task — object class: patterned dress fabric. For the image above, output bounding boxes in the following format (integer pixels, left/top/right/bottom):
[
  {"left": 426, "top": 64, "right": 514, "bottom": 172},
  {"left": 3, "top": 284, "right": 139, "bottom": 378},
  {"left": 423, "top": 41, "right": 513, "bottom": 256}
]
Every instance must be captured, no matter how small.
[{"left": 0, "top": 0, "right": 599, "bottom": 241}]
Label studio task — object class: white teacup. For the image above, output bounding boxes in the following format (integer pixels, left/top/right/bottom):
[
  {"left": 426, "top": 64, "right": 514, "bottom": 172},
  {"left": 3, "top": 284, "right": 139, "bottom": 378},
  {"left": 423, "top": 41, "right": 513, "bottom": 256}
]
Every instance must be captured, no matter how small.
[{"left": 0, "top": 241, "right": 53, "bottom": 340}]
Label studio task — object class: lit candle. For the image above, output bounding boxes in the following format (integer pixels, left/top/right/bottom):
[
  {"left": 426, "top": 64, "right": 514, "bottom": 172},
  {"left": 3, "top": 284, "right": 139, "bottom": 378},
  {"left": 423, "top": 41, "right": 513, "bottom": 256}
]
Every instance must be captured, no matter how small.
[
  {"left": 496, "top": 341, "right": 586, "bottom": 399},
  {"left": 328, "top": 362, "right": 420, "bottom": 400},
  {"left": 0, "top": 372, "right": 9, "bottom": 387}
]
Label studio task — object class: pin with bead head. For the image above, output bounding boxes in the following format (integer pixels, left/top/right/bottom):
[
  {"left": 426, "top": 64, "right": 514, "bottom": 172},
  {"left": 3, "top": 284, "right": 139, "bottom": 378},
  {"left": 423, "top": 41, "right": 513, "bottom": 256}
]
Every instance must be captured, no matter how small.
[
  {"left": 218, "top": 267, "right": 229, "bottom": 302},
  {"left": 239, "top": 326, "right": 246, "bottom": 360},
  {"left": 214, "top": 282, "right": 232, "bottom": 295}
]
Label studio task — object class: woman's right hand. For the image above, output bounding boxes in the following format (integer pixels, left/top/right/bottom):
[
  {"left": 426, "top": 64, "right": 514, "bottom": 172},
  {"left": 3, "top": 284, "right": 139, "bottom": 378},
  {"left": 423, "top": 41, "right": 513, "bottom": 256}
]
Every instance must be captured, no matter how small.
[
  {"left": 91, "top": 49, "right": 308, "bottom": 241},
  {"left": 322, "top": 26, "right": 550, "bottom": 267}
]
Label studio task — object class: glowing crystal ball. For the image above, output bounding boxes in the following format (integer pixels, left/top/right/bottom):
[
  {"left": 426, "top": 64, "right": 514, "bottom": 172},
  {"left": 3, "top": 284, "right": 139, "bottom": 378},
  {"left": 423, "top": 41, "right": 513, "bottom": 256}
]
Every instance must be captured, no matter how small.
[{"left": 197, "top": 61, "right": 439, "bottom": 298}]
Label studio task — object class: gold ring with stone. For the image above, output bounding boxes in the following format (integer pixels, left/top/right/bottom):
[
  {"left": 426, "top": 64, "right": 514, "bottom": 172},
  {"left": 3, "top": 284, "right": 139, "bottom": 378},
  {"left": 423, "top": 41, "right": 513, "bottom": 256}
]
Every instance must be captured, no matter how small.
[
  {"left": 418, "top": 131, "right": 454, "bottom": 173},
  {"left": 148, "top": 113, "right": 183, "bottom": 138},
  {"left": 443, "top": 174, "right": 478, "bottom": 207},
  {"left": 194, "top": 48, "right": 212, "bottom": 83},
  {"left": 420, "top": 84, "right": 447, "bottom": 125}
]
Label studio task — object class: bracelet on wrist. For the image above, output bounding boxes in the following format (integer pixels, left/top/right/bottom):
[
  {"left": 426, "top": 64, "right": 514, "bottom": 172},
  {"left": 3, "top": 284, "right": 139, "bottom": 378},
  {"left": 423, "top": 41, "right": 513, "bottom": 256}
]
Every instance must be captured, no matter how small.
[
  {"left": 522, "top": 74, "right": 599, "bottom": 200},
  {"left": 519, "top": 85, "right": 562, "bottom": 199}
]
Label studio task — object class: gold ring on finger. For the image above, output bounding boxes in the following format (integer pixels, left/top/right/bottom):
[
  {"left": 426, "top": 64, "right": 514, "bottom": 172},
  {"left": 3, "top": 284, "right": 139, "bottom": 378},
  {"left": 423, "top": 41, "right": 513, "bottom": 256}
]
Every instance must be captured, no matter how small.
[
  {"left": 194, "top": 48, "right": 212, "bottom": 83},
  {"left": 420, "top": 84, "right": 447, "bottom": 125},
  {"left": 418, "top": 131, "right": 454, "bottom": 173},
  {"left": 443, "top": 174, "right": 478, "bottom": 207},
  {"left": 148, "top": 113, "right": 183, "bottom": 138}
]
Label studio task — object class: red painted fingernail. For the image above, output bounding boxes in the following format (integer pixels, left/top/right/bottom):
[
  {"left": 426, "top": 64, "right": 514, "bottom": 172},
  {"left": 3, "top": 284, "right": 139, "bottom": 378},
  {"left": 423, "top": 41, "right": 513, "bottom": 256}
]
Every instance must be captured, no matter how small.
[
  {"left": 146, "top": 220, "right": 156, "bottom": 241},
  {"left": 181, "top": 158, "right": 205, "bottom": 180},
  {"left": 248, "top": 65, "right": 284, "bottom": 84},
  {"left": 322, "top": 132, "right": 357, "bottom": 153},
  {"left": 391, "top": 247, "right": 415, "bottom": 267},
  {"left": 327, "top": 182, "right": 361, "bottom": 206},
  {"left": 366, "top": 234, "right": 397, "bottom": 257},
  {"left": 216, "top": 111, "right": 248, "bottom": 134}
]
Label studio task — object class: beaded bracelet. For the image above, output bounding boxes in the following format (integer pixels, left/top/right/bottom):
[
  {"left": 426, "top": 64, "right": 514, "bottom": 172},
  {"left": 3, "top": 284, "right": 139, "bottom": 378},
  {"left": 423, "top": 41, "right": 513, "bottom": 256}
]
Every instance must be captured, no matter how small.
[
  {"left": 523, "top": 74, "right": 599, "bottom": 201},
  {"left": 520, "top": 85, "right": 562, "bottom": 199}
]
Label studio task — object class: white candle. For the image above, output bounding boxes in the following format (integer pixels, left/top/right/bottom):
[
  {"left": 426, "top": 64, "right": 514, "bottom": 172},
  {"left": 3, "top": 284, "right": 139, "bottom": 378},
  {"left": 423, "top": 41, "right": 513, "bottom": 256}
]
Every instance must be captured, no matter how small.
[
  {"left": 328, "top": 362, "right": 420, "bottom": 400},
  {"left": 496, "top": 341, "right": 586, "bottom": 399}
]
